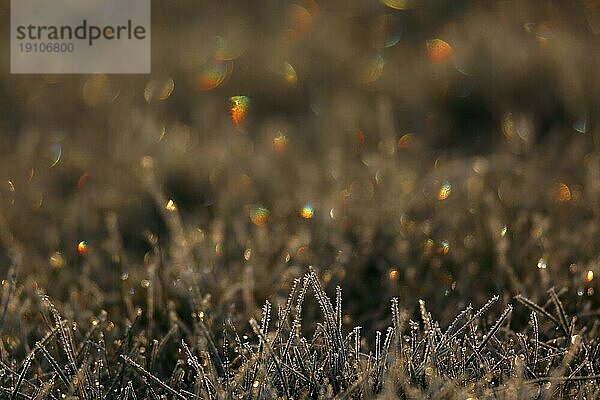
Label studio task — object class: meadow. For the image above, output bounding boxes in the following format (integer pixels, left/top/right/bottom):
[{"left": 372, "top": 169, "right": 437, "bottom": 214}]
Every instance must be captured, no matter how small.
[{"left": 0, "top": 1, "right": 599, "bottom": 398}]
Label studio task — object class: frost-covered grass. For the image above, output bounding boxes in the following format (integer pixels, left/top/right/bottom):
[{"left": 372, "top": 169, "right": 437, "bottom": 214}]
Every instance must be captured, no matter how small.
[
  {"left": 0, "top": 148, "right": 598, "bottom": 398},
  {"left": 1, "top": 1, "right": 600, "bottom": 398},
  {"left": 1, "top": 260, "right": 599, "bottom": 399}
]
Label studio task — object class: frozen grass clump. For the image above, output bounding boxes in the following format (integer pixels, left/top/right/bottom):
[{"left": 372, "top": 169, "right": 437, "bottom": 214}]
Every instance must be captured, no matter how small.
[{"left": 1, "top": 246, "right": 599, "bottom": 399}]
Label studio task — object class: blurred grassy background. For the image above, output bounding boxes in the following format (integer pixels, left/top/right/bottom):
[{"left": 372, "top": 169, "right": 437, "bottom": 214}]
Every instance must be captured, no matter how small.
[{"left": 0, "top": 0, "right": 598, "bottom": 335}]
